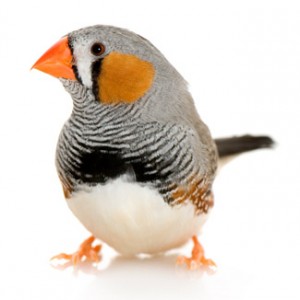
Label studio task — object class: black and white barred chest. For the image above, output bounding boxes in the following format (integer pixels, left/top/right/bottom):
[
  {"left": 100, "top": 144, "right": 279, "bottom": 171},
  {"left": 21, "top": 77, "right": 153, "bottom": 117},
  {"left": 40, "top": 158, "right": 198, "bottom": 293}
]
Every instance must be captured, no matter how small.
[
  {"left": 55, "top": 81, "right": 217, "bottom": 213},
  {"left": 55, "top": 116, "right": 201, "bottom": 205}
]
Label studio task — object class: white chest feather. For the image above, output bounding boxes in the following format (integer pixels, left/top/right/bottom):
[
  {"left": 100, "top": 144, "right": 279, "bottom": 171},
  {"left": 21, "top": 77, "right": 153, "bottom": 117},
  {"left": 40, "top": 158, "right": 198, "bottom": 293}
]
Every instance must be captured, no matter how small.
[{"left": 67, "top": 177, "right": 208, "bottom": 256}]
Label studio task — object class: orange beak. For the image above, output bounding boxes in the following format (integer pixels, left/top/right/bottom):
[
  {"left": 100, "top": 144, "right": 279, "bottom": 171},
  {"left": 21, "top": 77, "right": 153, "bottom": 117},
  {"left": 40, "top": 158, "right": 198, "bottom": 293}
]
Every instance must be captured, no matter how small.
[{"left": 32, "top": 36, "right": 76, "bottom": 80}]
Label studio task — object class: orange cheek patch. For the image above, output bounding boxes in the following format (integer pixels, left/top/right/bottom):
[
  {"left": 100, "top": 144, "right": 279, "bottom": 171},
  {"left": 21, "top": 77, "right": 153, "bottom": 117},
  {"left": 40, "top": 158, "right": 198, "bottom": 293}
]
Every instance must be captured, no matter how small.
[{"left": 98, "top": 52, "right": 155, "bottom": 104}]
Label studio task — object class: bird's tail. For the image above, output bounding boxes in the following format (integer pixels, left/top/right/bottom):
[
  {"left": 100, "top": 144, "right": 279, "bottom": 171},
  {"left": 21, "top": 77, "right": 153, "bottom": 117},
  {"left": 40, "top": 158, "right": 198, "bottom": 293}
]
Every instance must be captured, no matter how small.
[{"left": 215, "top": 135, "right": 274, "bottom": 158}]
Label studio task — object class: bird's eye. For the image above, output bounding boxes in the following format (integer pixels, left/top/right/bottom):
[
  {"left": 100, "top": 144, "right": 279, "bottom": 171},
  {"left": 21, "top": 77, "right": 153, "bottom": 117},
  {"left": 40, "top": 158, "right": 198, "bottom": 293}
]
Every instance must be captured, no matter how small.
[{"left": 91, "top": 43, "right": 105, "bottom": 56}]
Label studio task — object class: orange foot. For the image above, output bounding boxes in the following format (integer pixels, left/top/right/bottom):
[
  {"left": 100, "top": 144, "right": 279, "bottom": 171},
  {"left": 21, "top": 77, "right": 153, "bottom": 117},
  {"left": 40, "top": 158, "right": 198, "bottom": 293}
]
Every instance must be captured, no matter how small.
[
  {"left": 51, "top": 236, "right": 102, "bottom": 266},
  {"left": 177, "top": 236, "right": 216, "bottom": 270}
]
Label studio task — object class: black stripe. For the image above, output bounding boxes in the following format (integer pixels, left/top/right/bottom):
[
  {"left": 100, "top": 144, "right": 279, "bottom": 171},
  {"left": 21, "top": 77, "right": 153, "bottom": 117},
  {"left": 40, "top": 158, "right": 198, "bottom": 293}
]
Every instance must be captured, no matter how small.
[
  {"left": 67, "top": 37, "right": 83, "bottom": 84},
  {"left": 91, "top": 59, "right": 103, "bottom": 102}
]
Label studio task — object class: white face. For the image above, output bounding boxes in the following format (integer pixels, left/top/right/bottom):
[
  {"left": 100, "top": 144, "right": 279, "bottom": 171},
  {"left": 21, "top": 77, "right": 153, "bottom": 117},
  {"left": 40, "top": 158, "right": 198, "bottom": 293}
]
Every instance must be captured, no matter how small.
[{"left": 72, "top": 41, "right": 96, "bottom": 88}]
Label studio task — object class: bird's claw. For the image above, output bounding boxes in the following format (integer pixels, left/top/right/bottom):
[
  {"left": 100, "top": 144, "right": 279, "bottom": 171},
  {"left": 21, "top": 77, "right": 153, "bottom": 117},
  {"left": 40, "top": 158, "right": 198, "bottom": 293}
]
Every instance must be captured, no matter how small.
[
  {"left": 51, "top": 236, "right": 102, "bottom": 267},
  {"left": 177, "top": 236, "right": 216, "bottom": 271}
]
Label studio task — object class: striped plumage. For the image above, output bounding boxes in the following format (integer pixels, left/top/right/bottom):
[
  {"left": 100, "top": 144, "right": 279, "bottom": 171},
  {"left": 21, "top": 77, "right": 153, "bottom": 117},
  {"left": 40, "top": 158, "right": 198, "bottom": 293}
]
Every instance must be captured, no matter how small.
[{"left": 56, "top": 79, "right": 217, "bottom": 214}]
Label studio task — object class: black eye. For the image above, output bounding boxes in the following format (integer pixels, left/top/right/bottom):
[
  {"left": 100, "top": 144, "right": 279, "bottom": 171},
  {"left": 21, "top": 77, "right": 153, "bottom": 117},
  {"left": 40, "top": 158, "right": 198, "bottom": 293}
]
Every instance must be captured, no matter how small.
[{"left": 91, "top": 43, "right": 105, "bottom": 56}]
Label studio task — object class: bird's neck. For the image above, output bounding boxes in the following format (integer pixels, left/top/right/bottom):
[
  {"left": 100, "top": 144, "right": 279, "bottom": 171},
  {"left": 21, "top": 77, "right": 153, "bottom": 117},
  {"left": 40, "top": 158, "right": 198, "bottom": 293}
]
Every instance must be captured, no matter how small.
[
  {"left": 60, "top": 79, "right": 146, "bottom": 126},
  {"left": 60, "top": 79, "right": 94, "bottom": 111}
]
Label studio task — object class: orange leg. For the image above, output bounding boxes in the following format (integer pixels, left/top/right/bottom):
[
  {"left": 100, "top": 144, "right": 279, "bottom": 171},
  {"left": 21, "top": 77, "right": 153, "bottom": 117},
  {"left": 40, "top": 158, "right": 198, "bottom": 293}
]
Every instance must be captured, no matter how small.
[
  {"left": 51, "top": 236, "right": 102, "bottom": 266},
  {"left": 177, "top": 236, "right": 216, "bottom": 270}
]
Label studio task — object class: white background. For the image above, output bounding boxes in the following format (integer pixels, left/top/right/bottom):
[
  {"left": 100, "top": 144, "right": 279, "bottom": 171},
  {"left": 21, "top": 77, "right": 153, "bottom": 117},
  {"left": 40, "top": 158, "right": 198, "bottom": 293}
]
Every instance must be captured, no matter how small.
[{"left": 1, "top": 0, "right": 299, "bottom": 299}]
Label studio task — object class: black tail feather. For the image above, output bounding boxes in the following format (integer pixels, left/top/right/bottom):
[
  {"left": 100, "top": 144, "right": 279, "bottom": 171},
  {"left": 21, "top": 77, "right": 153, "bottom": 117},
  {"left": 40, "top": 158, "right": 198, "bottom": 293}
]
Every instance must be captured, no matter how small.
[{"left": 215, "top": 135, "right": 274, "bottom": 158}]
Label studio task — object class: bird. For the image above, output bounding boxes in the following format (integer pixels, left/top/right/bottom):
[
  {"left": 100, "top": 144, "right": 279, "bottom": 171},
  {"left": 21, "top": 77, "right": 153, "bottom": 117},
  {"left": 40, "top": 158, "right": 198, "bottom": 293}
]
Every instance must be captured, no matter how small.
[{"left": 32, "top": 25, "right": 273, "bottom": 269}]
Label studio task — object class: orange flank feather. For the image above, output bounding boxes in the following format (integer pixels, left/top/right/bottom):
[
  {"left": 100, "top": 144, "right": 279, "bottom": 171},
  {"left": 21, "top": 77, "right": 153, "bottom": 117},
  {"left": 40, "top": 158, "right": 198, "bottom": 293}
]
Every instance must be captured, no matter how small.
[
  {"left": 99, "top": 52, "right": 155, "bottom": 104},
  {"left": 59, "top": 175, "right": 72, "bottom": 199},
  {"left": 171, "top": 175, "right": 214, "bottom": 214}
]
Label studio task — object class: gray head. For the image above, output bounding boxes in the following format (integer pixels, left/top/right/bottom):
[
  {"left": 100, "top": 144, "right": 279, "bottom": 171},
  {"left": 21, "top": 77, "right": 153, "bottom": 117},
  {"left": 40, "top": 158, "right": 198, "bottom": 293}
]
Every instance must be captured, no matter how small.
[
  {"left": 33, "top": 25, "right": 184, "bottom": 103},
  {"left": 32, "top": 25, "right": 206, "bottom": 128},
  {"left": 69, "top": 25, "right": 175, "bottom": 88}
]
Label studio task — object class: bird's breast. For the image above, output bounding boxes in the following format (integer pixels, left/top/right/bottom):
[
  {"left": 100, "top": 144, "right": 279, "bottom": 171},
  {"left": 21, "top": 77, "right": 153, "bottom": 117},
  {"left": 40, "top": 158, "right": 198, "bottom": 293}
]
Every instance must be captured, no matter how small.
[
  {"left": 67, "top": 175, "right": 208, "bottom": 255},
  {"left": 56, "top": 120, "right": 179, "bottom": 194},
  {"left": 56, "top": 118, "right": 214, "bottom": 213}
]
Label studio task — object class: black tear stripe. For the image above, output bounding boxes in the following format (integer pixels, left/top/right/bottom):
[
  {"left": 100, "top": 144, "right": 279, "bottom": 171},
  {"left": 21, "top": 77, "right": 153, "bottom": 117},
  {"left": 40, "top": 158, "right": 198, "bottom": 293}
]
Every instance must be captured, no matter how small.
[
  {"left": 91, "top": 59, "right": 103, "bottom": 102},
  {"left": 67, "top": 36, "right": 83, "bottom": 84}
]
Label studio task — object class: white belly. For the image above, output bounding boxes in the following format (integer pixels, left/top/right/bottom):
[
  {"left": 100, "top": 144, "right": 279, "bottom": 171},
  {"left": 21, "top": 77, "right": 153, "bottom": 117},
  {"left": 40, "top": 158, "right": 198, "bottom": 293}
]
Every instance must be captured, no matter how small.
[{"left": 67, "top": 176, "right": 208, "bottom": 256}]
